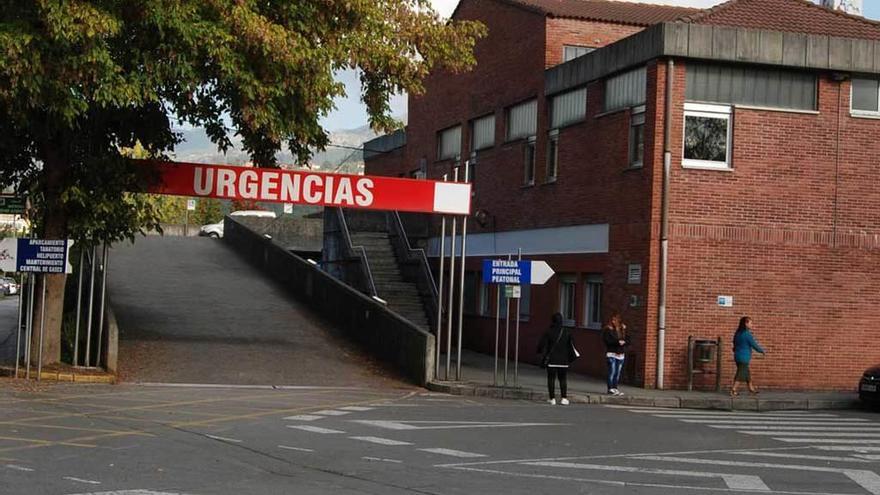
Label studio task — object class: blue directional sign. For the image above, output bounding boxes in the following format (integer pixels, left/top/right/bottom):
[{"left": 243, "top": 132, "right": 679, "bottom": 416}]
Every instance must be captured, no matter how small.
[
  {"left": 16, "top": 239, "right": 70, "bottom": 274},
  {"left": 482, "top": 259, "right": 531, "bottom": 285}
]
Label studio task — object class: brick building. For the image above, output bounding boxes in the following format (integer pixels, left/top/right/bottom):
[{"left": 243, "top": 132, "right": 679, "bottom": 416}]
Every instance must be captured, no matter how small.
[{"left": 364, "top": 0, "right": 880, "bottom": 391}]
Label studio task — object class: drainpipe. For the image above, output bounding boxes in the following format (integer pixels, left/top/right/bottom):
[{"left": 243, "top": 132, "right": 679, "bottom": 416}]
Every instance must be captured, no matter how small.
[{"left": 657, "top": 59, "right": 674, "bottom": 390}]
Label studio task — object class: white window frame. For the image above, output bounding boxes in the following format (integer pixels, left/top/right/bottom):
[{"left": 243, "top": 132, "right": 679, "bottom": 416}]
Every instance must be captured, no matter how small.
[
  {"left": 682, "top": 102, "right": 732, "bottom": 170},
  {"left": 851, "top": 78, "right": 880, "bottom": 117},
  {"left": 546, "top": 129, "right": 559, "bottom": 183},
  {"left": 559, "top": 275, "right": 577, "bottom": 327},
  {"left": 563, "top": 45, "right": 594, "bottom": 63},
  {"left": 523, "top": 136, "right": 536, "bottom": 186},
  {"left": 629, "top": 105, "right": 646, "bottom": 169},
  {"left": 583, "top": 275, "right": 603, "bottom": 330}
]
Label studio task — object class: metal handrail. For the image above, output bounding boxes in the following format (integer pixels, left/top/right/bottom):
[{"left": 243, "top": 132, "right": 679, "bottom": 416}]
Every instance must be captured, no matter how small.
[
  {"left": 336, "top": 208, "right": 378, "bottom": 297},
  {"left": 387, "top": 211, "right": 439, "bottom": 326}
]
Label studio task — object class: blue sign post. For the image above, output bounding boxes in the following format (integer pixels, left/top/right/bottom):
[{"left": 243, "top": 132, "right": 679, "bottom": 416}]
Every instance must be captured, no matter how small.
[
  {"left": 16, "top": 239, "right": 70, "bottom": 274},
  {"left": 482, "top": 259, "right": 531, "bottom": 285}
]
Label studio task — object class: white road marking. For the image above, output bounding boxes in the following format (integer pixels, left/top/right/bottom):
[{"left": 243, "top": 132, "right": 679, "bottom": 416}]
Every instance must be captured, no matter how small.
[
  {"left": 351, "top": 420, "right": 566, "bottom": 431},
  {"left": 617, "top": 407, "right": 826, "bottom": 416},
  {"left": 64, "top": 490, "right": 187, "bottom": 494},
  {"left": 709, "top": 425, "right": 880, "bottom": 431},
  {"left": 278, "top": 445, "right": 314, "bottom": 453},
  {"left": 778, "top": 438, "right": 880, "bottom": 444},
  {"left": 286, "top": 425, "right": 345, "bottom": 434},
  {"left": 855, "top": 455, "right": 880, "bottom": 461},
  {"left": 204, "top": 434, "right": 242, "bottom": 443},
  {"left": 338, "top": 406, "right": 374, "bottom": 412},
  {"left": 629, "top": 455, "right": 880, "bottom": 495},
  {"left": 283, "top": 415, "right": 323, "bottom": 421},
  {"left": 63, "top": 477, "right": 102, "bottom": 485},
  {"left": 361, "top": 456, "right": 403, "bottom": 463},
  {"left": 526, "top": 461, "right": 770, "bottom": 491},
  {"left": 419, "top": 448, "right": 487, "bottom": 458},
  {"left": 743, "top": 431, "right": 880, "bottom": 437},
  {"left": 679, "top": 419, "right": 868, "bottom": 425},
  {"left": 4, "top": 464, "right": 34, "bottom": 472},
  {"left": 655, "top": 414, "right": 862, "bottom": 421},
  {"left": 313, "top": 410, "right": 350, "bottom": 416},
  {"left": 816, "top": 446, "right": 880, "bottom": 453},
  {"left": 729, "top": 451, "right": 872, "bottom": 463},
  {"left": 350, "top": 436, "right": 413, "bottom": 446}
]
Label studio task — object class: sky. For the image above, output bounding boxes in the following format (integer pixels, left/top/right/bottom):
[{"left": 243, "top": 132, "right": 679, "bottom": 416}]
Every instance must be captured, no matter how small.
[{"left": 319, "top": 0, "right": 880, "bottom": 132}]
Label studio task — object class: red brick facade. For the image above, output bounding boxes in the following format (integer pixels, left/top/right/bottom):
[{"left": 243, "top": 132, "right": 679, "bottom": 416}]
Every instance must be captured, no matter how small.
[{"left": 365, "top": 0, "right": 880, "bottom": 391}]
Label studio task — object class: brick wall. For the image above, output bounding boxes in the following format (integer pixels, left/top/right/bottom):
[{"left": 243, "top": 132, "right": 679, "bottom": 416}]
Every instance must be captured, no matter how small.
[{"left": 544, "top": 18, "right": 642, "bottom": 68}]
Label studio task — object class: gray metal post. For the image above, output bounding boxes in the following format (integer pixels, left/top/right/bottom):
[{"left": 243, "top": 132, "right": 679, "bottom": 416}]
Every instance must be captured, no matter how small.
[
  {"left": 494, "top": 283, "right": 500, "bottom": 387},
  {"left": 445, "top": 168, "right": 459, "bottom": 380},
  {"left": 503, "top": 253, "right": 511, "bottom": 387},
  {"left": 73, "top": 247, "right": 85, "bottom": 366},
  {"left": 25, "top": 273, "right": 35, "bottom": 379},
  {"left": 455, "top": 161, "right": 469, "bottom": 381},
  {"left": 14, "top": 273, "right": 26, "bottom": 378},
  {"left": 514, "top": 248, "right": 522, "bottom": 387},
  {"left": 184, "top": 208, "right": 189, "bottom": 237},
  {"left": 37, "top": 276, "right": 47, "bottom": 381},
  {"left": 435, "top": 185, "right": 447, "bottom": 381},
  {"left": 85, "top": 244, "right": 97, "bottom": 367},
  {"left": 96, "top": 243, "right": 109, "bottom": 368}
]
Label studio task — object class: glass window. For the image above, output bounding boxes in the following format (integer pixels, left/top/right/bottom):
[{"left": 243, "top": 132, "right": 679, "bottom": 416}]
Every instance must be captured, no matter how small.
[
  {"left": 559, "top": 275, "right": 577, "bottom": 326},
  {"left": 563, "top": 45, "right": 594, "bottom": 62},
  {"left": 471, "top": 114, "right": 496, "bottom": 151},
  {"left": 605, "top": 67, "right": 647, "bottom": 112},
  {"left": 437, "top": 125, "right": 461, "bottom": 161},
  {"left": 524, "top": 137, "right": 536, "bottom": 186},
  {"left": 852, "top": 78, "right": 880, "bottom": 114},
  {"left": 584, "top": 275, "right": 603, "bottom": 329},
  {"left": 547, "top": 132, "right": 559, "bottom": 182},
  {"left": 550, "top": 88, "right": 586, "bottom": 128},
  {"left": 464, "top": 272, "right": 478, "bottom": 314},
  {"left": 683, "top": 103, "right": 732, "bottom": 169},
  {"left": 629, "top": 107, "right": 645, "bottom": 168},
  {"left": 479, "top": 278, "right": 490, "bottom": 316},
  {"left": 507, "top": 100, "right": 537, "bottom": 141}
]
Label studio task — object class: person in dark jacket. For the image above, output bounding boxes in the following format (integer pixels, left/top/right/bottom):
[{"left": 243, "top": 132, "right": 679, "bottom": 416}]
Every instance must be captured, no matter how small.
[
  {"left": 537, "top": 313, "right": 576, "bottom": 405},
  {"left": 602, "top": 312, "right": 630, "bottom": 396},
  {"left": 730, "top": 316, "right": 765, "bottom": 396}
]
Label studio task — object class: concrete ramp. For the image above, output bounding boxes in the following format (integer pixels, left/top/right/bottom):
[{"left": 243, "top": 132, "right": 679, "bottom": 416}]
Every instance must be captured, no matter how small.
[{"left": 109, "top": 236, "right": 406, "bottom": 387}]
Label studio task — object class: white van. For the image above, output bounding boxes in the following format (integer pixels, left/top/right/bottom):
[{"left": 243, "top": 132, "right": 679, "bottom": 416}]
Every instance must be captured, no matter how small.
[{"left": 199, "top": 210, "right": 276, "bottom": 238}]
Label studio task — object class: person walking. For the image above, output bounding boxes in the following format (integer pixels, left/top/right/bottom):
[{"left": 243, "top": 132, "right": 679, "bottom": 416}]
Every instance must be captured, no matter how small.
[
  {"left": 537, "top": 312, "right": 576, "bottom": 405},
  {"left": 602, "top": 312, "right": 630, "bottom": 396},
  {"left": 731, "top": 316, "right": 765, "bottom": 396}
]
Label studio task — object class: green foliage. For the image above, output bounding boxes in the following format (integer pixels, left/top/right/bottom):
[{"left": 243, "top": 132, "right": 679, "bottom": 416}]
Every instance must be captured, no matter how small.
[
  {"left": 0, "top": 0, "right": 485, "bottom": 244},
  {"left": 192, "top": 198, "right": 223, "bottom": 225}
]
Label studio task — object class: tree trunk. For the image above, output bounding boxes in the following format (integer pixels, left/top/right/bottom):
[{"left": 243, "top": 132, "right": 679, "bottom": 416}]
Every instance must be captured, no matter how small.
[{"left": 29, "top": 147, "right": 69, "bottom": 367}]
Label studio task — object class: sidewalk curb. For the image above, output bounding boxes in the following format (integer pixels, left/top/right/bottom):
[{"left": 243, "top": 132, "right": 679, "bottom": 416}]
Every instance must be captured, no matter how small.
[
  {"left": 427, "top": 381, "right": 861, "bottom": 411},
  {"left": 0, "top": 366, "right": 116, "bottom": 384}
]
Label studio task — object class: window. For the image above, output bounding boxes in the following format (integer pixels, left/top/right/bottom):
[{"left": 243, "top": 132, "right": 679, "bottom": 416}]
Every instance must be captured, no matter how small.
[
  {"left": 506, "top": 100, "right": 537, "bottom": 141},
  {"left": 464, "top": 271, "right": 478, "bottom": 314},
  {"left": 499, "top": 283, "right": 530, "bottom": 318},
  {"left": 563, "top": 45, "right": 594, "bottom": 62},
  {"left": 437, "top": 125, "right": 461, "bottom": 161},
  {"left": 852, "top": 78, "right": 880, "bottom": 114},
  {"left": 550, "top": 88, "right": 586, "bottom": 128},
  {"left": 629, "top": 106, "right": 645, "bottom": 168},
  {"left": 605, "top": 67, "right": 647, "bottom": 112},
  {"left": 683, "top": 103, "right": 732, "bottom": 169},
  {"left": 686, "top": 63, "right": 817, "bottom": 111},
  {"left": 584, "top": 275, "right": 603, "bottom": 329},
  {"left": 478, "top": 279, "right": 490, "bottom": 316},
  {"left": 524, "top": 137, "right": 536, "bottom": 186},
  {"left": 471, "top": 114, "right": 495, "bottom": 151},
  {"left": 546, "top": 130, "right": 559, "bottom": 182},
  {"left": 559, "top": 275, "right": 577, "bottom": 326}
]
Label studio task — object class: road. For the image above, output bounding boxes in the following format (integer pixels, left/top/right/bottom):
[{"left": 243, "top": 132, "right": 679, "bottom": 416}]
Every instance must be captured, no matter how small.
[
  {"left": 108, "top": 236, "right": 404, "bottom": 387},
  {"left": 1, "top": 383, "right": 879, "bottom": 495}
]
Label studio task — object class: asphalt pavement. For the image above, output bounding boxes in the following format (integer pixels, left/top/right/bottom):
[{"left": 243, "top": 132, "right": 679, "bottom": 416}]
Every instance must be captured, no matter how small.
[{"left": 1, "top": 382, "right": 879, "bottom": 495}]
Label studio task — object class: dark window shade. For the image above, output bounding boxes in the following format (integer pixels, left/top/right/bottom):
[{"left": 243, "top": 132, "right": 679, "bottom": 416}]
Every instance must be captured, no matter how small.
[
  {"left": 853, "top": 78, "right": 880, "bottom": 112},
  {"left": 686, "top": 64, "right": 817, "bottom": 111}
]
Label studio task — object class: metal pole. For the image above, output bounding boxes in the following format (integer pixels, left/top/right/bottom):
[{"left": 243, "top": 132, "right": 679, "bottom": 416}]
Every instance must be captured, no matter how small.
[
  {"left": 455, "top": 161, "right": 469, "bottom": 381},
  {"left": 14, "top": 273, "right": 26, "bottom": 378},
  {"left": 73, "top": 247, "right": 85, "bottom": 366},
  {"left": 503, "top": 253, "right": 511, "bottom": 387},
  {"left": 445, "top": 168, "right": 459, "bottom": 381},
  {"left": 494, "top": 283, "right": 500, "bottom": 387},
  {"left": 184, "top": 207, "right": 189, "bottom": 237},
  {"left": 25, "top": 273, "right": 35, "bottom": 379},
  {"left": 435, "top": 211, "right": 446, "bottom": 381},
  {"left": 95, "top": 243, "right": 109, "bottom": 368},
  {"left": 37, "top": 275, "right": 46, "bottom": 381},
  {"left": 514, "top": 248, "right": 522, "bottom": 387},
  {"left": 85, "top": 244, "right": 97, "bottom": 367}
]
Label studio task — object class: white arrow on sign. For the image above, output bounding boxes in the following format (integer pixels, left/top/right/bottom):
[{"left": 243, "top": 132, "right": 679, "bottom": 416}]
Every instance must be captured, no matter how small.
[{"left": 530, "top": 260, "right": 554, "bottom": 285}]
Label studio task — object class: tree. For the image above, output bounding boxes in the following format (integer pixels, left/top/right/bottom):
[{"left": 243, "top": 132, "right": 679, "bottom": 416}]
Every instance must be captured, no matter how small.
[{"left": 0, "top": 1, "right": 485, "bottom": 365}]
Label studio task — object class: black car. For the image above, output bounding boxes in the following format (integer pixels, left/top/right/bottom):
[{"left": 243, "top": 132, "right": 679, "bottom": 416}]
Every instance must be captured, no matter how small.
[{"left": 861, "top": 365, "right": 880, "bottom": 404}]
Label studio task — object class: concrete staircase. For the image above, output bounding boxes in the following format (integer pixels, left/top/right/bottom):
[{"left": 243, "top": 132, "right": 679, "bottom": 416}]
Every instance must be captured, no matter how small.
[{"left": 349, "top": 231, "right": 431, "bottom": 331}]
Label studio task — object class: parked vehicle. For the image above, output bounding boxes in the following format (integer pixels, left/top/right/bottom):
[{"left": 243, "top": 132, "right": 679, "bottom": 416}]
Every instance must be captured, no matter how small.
[
  {"left": 860, "top": 365, "right": 880, "bottom": 405},
  {"left": 0, "top": 276, "right": 19, "bottom": 295},
  {"left": 199, "top": 210, "right": 277, "bottom": 239}
]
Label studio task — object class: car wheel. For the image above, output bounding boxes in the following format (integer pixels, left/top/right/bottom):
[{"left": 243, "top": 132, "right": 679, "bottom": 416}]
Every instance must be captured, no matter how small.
[{"left": 208, "top": 232, "right": 219, "bottom": 238}]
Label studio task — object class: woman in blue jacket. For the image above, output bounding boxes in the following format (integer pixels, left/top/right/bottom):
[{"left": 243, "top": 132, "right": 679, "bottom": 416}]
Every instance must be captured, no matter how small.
[{"left": 731, "top": 316, "right": 765, "bottom": 396}]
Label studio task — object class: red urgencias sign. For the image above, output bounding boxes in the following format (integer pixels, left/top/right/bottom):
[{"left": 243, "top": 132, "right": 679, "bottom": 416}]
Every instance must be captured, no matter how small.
[{"left": 140, "top": 160, "right": 471, "bottom": 215}]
